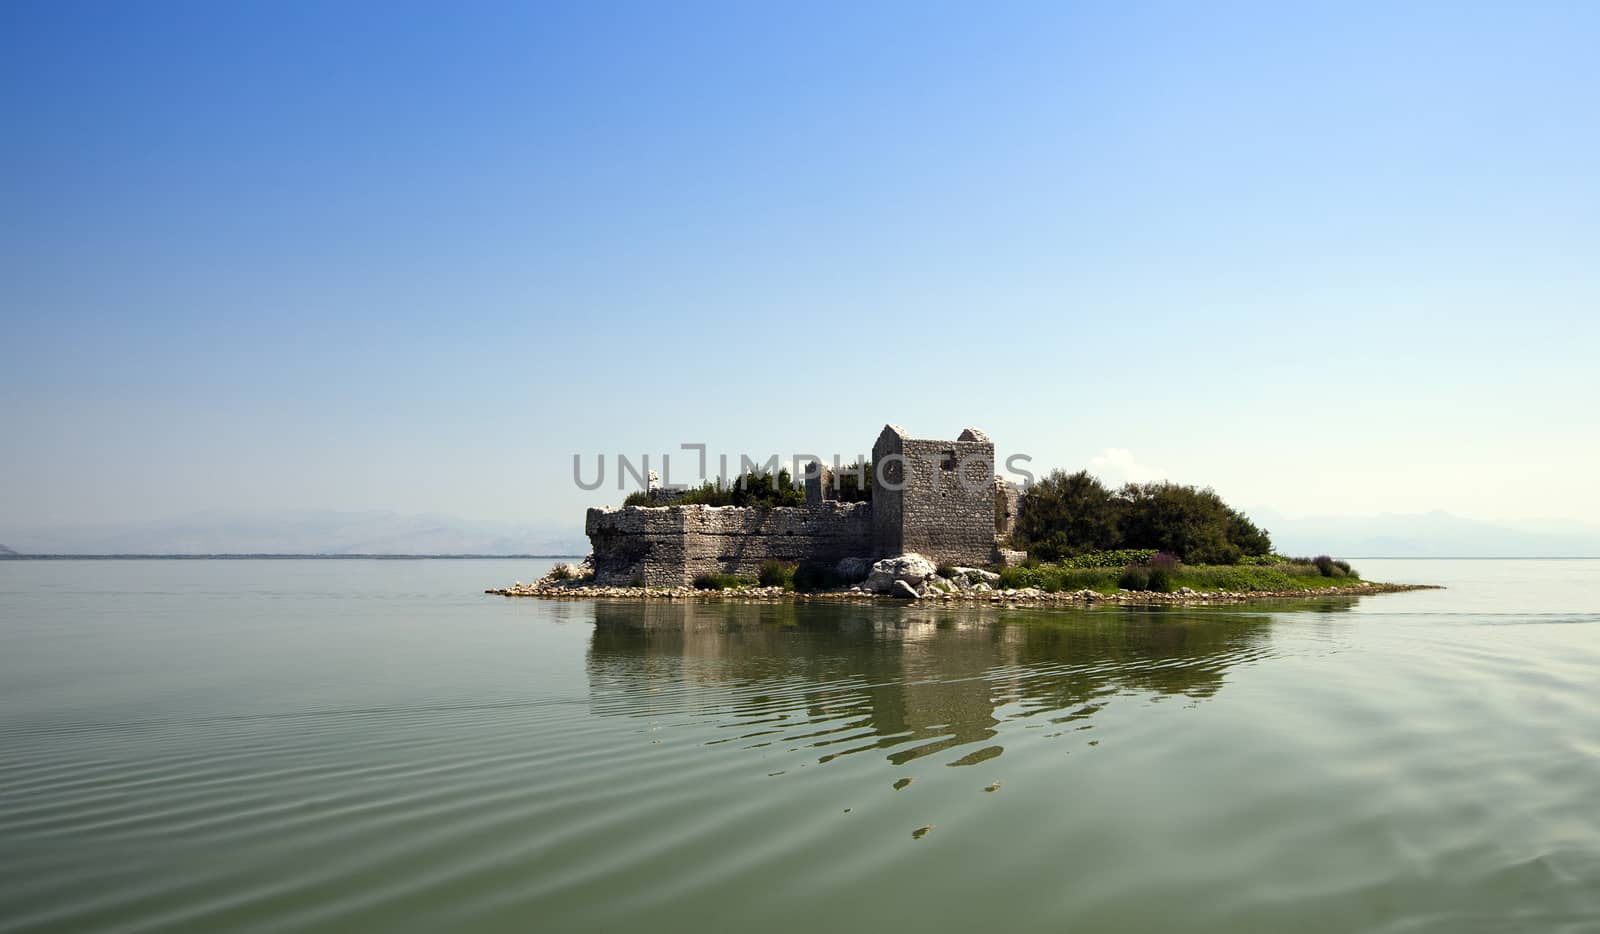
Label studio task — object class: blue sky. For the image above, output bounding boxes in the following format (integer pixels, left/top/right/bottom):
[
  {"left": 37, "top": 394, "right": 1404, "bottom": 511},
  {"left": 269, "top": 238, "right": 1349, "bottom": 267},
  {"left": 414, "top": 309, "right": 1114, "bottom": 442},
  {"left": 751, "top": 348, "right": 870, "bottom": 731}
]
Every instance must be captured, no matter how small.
[{"left": 3, "top": 1, "right": 1598, "bottom": 533}]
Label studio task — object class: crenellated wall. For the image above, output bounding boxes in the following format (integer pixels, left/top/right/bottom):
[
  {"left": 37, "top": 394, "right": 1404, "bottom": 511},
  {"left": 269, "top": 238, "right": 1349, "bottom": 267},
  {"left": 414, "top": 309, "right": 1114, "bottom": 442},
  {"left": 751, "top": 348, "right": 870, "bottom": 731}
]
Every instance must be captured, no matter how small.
[{"left": 586, "top": 502, "right": 873, "bottom": 587}]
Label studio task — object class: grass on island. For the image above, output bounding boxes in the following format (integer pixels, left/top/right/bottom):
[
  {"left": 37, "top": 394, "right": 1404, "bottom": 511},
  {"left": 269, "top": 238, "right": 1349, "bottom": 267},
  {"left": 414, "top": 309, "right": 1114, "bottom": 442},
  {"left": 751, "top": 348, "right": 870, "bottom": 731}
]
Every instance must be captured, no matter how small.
[
  {"left": 996, "top": 553, "right": 1361, "bottom": 595},
  {"left": 685, "top": 553, "right": 1363, "bottom": 596}
]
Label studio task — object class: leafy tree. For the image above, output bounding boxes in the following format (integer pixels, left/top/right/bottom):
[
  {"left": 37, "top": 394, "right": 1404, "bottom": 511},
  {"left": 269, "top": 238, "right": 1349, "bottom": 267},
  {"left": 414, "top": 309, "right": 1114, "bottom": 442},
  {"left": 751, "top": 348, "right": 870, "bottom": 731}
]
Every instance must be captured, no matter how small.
[
  {"left": 730, "top": 469, "right": 805, "bottom": 507},
  {"left": 831, "top": 459, "right": 873, "bottom": 503},
  {"left": 1016, "top": 472, "right": 1273, "bottom": 565},
  {"left": 1014, "top": 470, "right": 1120, "bottom": 560},
  {"left": 1225, "top": 510, "right": 1273, "bottom": 557},
  {"left": 621, "top": 469, "right": 804, "bottom": 508},
  {"left": 1116, "top": 482, "right": 1242, "bottom": 564}
]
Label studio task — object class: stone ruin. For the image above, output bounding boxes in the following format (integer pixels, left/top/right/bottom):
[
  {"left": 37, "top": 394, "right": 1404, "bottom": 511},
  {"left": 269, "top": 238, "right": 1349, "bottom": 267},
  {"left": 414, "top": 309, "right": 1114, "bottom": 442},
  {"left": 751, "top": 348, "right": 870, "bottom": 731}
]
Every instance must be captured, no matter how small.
[{"left": 586, "top": 424, "right": 1026, "bottom": 587}]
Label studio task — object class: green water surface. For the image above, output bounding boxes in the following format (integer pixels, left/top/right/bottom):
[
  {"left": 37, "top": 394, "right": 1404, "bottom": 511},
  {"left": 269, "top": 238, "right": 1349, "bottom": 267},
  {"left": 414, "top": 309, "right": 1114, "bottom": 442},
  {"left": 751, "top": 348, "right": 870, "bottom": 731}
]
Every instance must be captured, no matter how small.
[{"left": 1, "top": 559, "right": 1597, "bottom": 933}]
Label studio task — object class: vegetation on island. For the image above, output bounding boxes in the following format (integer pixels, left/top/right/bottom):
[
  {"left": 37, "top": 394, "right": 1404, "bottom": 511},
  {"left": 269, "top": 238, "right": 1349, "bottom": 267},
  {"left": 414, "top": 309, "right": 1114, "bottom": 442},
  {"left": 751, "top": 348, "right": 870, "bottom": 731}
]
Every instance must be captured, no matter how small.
[
  {"left": 622, "top": 462, "right": 871, "bottom": 509},
  {"left": 997, "top": 551, "right": 1358, "bottom": 595},
  {"left": 638, "top": 465, "right": 1367, "bottom": 598},
  {"left": 830, "top": 460, "right": 873, "bottom": 503},
  {"left": 684, "top": 550, "right": 1361, "bottom": 596},
  {"left": 1004, "top": 470, "right": 1362, "bottom": 593},
  {"left": 623, "top": 469, "right": 806, "bottom": 508},
  {"left": 1013, "top": 470, "right": 1272, "bottom": 564}
]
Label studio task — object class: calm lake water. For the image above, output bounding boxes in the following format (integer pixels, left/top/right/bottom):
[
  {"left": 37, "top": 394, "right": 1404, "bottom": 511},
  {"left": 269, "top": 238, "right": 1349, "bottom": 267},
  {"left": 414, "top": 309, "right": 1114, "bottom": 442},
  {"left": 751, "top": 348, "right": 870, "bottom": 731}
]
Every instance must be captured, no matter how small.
[{"left": 2, "top": 559, "right": 1598, "bottom": 933}]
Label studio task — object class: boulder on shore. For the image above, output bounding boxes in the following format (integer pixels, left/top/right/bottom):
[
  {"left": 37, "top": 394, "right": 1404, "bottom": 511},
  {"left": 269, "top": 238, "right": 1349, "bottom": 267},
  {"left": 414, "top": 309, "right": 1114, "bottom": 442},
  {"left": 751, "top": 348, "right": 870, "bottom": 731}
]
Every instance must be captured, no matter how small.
[{"left": 865, "top": 553, "right": 937, "bottom": 594}]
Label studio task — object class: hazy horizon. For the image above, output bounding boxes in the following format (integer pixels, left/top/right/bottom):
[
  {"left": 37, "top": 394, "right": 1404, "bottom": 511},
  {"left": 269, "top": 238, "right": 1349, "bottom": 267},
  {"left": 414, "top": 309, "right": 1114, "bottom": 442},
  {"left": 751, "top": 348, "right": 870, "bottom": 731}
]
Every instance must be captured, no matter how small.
[{"left": 6, "top": 503, "right": 1600, "bottom": 559}]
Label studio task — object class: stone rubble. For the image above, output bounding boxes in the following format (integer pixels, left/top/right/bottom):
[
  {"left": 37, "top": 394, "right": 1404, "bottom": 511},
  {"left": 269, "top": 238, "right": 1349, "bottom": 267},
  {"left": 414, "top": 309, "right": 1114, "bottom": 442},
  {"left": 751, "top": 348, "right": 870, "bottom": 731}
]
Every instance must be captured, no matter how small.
[{"left": 485, "top": 553, "right": 1440, "bottom": 606}]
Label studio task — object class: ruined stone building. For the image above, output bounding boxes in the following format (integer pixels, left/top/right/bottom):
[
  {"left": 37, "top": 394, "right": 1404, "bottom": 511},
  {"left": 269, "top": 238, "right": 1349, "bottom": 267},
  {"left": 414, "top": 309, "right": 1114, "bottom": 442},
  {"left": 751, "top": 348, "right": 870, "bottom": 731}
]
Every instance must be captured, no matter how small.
[{"left": 586, "top": 425, "right": 1024, "bottom": 587}]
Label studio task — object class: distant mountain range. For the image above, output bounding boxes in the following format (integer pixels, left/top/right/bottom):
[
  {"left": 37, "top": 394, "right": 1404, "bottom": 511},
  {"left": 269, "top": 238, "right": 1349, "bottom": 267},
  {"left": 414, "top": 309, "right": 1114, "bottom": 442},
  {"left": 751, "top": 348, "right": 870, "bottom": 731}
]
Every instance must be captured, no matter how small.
[
  {"left": 4, "top": 509, "right": 1596, "bottom": 559},
  {"left": 1252, "top": 509, "right": 1600, "bottom": 558},
  {"left": 0, "top": 511, "right": 588, "bottom": 557}
]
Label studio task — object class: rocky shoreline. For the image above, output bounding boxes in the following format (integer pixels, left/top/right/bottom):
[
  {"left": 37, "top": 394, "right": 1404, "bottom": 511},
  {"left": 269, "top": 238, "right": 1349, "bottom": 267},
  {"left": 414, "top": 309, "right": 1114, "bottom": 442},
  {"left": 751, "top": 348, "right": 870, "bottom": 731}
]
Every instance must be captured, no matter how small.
[
  {"left": 485, "top": 578, "right": 1440, "bottom": 607},
  {"left": 487, "top": 553, "right": 1438, "bottom": 607}
]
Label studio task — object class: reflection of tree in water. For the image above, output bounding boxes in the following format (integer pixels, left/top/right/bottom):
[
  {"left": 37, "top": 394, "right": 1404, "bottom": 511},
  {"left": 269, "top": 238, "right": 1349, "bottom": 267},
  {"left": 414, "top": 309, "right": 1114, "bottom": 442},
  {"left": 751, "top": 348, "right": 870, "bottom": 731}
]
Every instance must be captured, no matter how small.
[{"left": 585, "top": 599, "right": 1354, "bottom": 768}]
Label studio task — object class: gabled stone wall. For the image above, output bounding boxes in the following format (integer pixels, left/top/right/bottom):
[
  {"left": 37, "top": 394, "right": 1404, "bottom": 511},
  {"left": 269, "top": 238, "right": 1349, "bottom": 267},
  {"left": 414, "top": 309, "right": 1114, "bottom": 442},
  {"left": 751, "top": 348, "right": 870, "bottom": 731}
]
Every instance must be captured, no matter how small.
[{"left": 871, "top": 424, "right": 996, "bottom": 567}]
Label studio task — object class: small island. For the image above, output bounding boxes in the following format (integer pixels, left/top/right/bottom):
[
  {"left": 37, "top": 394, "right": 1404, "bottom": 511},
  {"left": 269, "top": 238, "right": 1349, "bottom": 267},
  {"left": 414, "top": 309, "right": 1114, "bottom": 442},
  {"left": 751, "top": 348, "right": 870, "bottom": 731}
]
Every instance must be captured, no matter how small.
[{"left": 492, "top": 424, "right": 1438, "bottom": 606}]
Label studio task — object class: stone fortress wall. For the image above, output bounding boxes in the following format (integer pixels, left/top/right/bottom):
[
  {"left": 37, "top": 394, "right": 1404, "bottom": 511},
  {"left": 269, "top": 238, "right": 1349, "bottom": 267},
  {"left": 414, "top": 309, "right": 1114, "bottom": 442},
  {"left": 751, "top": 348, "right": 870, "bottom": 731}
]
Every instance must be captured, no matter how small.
[
  {"left": 586, "top": 501, "right": 872, "bottom": 587},
  {"left": 586, "top": 425, "right": 1016, "bottom": 587},
  {"left": 871, "top": 425, "right": 997, "bottom": 565}
]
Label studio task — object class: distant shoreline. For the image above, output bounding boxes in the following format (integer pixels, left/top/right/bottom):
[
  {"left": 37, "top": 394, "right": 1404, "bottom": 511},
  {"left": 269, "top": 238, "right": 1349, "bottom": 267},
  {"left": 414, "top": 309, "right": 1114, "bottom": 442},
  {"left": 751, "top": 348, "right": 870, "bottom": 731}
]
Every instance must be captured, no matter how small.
[{"left": 0, "top": 554, "right": 586, "bottom": 561}]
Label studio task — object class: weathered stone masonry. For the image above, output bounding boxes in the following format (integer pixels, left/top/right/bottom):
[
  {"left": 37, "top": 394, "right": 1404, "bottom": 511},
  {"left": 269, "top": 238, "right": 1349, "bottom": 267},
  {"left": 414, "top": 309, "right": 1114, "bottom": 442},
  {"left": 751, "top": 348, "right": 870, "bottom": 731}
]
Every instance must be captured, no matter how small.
[
  {"left": 587, "top": 425, "right": 1016, "bottom": 587},
  {"left": 586, "top": 501, "right": 872, "bottom": 587},
  {"left": 871, "top": 424, "right": 996, "bottom": 564}
]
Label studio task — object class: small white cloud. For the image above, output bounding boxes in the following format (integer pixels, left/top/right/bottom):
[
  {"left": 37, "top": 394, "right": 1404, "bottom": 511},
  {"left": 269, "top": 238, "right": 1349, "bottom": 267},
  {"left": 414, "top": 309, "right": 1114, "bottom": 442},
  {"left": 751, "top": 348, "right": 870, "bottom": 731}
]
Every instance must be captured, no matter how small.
[{"left": 1089, "top": 448, "right": 1165, "bottom": 485}]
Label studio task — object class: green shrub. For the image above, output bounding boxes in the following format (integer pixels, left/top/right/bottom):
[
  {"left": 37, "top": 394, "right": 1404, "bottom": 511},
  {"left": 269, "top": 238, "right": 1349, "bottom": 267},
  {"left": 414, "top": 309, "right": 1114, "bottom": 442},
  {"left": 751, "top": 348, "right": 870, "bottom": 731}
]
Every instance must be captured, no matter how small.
[
  {"left": 935, "top": 561, "right": 959, "bottom": 580},
  {"left": 1146, "top": 566, "right": 1173, "bottom": 592},
  {"left": 731, "top": 469, "right": 805, "bottom": 507},
  {"left": 1014, "top": 470, "right": 1121, "bottom": 561},
  {"left": 1227, "top": 512, "right": 1273, "bottom": 557},
  {"left": 1118, "top": 566, "right": 1151, "bottom": 591},
  {"left": 693, "top": 572, "right": 747, "bottom": 590},
  {"left": 793, "top": 563, "right": 845, "bottom": 592},
  {"left": 997, "top": 565, "right": 1039, "bottom": 590},
  {"left": 622, "top": 470, "right": 805, "bottom": 509},
  {"left": 1239, "top": 554, "right": 1286, "bottom": 566},
  {"left": 550, "top": 563, "right": 574, "bottom": 581},
  {"left": 995, "top": 563, "right": 1124, "bottom": 593},
  {"left": 1058, "top": 568, "right": 1123, "bottom": 592},
  {"left": 757, "top": 560, "right": 797, "bottom": 589},
  {"left": 1177, "top": 565, "right": 1299, "bottom": 592},
  {"left": 831, "top": 460, "right": 873, "bottom": 503},
  {"left": 1015, "top": 471, "right": 1273, "bottom": 564},
  {"left": 1058, "top": 549, "right": 1157, "bottom": 569}
]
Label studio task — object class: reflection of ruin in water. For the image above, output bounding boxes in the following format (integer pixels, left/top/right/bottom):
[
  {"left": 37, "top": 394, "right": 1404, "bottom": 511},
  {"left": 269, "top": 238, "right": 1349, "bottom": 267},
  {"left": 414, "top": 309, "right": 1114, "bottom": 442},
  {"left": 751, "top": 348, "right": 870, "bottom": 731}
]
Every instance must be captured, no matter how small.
[{"left": 584, "top": 599, "right": 1359, "bottom": 768}]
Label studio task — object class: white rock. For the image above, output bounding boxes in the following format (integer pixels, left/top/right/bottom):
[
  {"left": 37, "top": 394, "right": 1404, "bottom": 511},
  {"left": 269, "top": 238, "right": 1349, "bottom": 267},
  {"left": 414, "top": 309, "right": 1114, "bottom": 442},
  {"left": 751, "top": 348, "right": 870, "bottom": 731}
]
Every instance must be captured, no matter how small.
[
  {"left": 864, "top": 553, "right": 938, "bottom": 594},
  {"left": 890, "top": 579, "right": 920, "bottom": 599}
]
